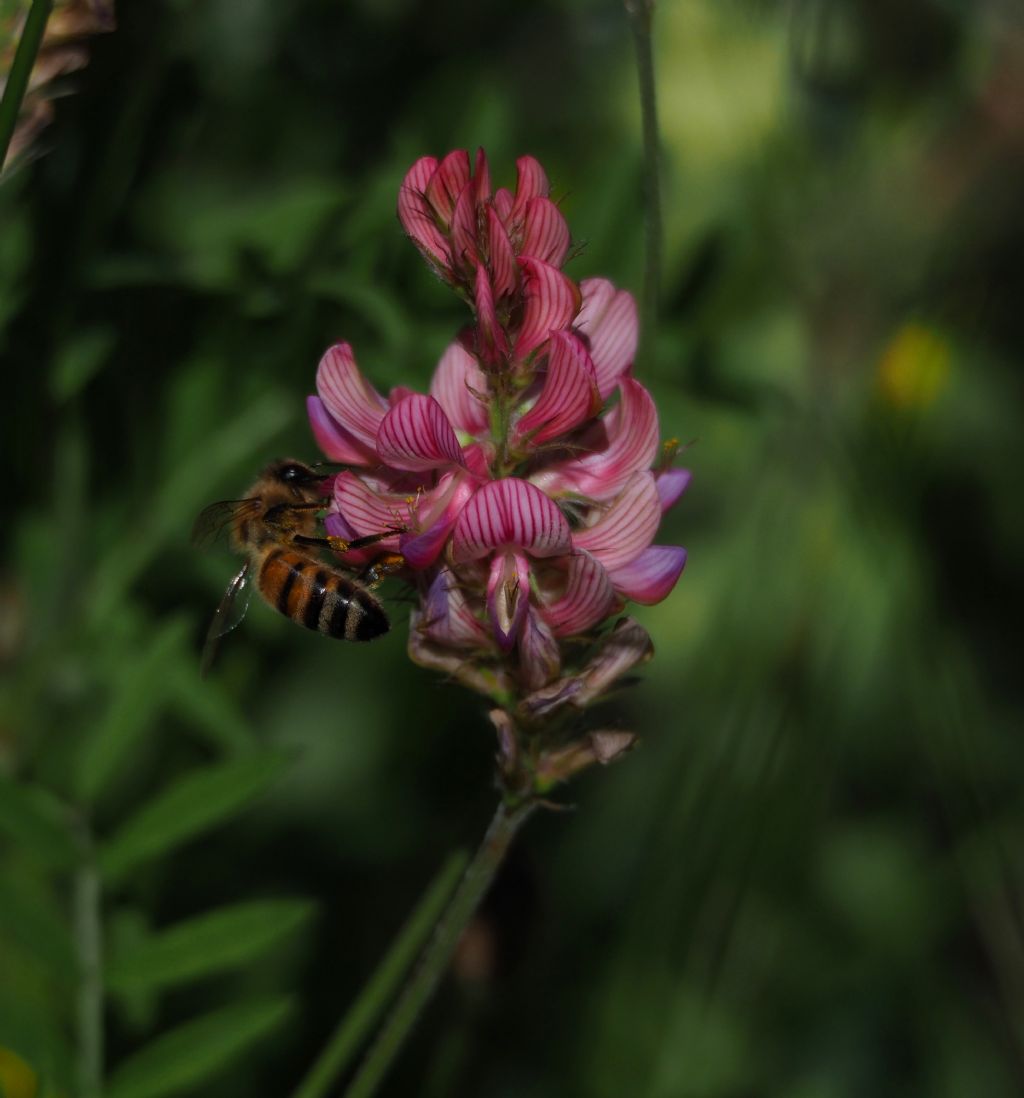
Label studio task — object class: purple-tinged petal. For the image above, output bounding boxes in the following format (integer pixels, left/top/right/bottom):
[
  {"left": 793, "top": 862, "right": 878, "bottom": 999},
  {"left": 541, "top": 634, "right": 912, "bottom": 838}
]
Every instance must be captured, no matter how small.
[
  {"left": 572, "top": 471, "right": 661, "bottom": 570},
  {"left": 608, "top": 545, "right": 687, "bottom": 605},
  {"left": 316, "top": 343, "right": 389, "bottom": 448},
  {"left": 513, "top": 330, "right": 601, "bottom": 446},
  {"left": 510, "top": 156, "right": 550, "bottom": 224},
  {"left": 521, "top": 196, "right": 570, "bottom": 268},
  {"left": 487, "top": 205, "right": 517, "bottom": 299},
  {"left": 429, "top": 341, "right": 488, "bottom": 436},
  {"left": 576, "top": 278, "right": 639, "bottom": 398},
  {"left": 518, "top": 607, "right": 561, "bottom": 691},
  {"left": 513, "top": 258, "right": 581, "bottom": 361},
  {"left": 398, "top": 156, "right": 450, "bottom": 269},
  {"left": 449, "top": 181, "right": 479, "bottom": 275},
  {"left": 422, "top": 569, "right": 489, "bottom": 648},
  {"left": 452, "top": 477, "right": 572, "bottom": 561},
  {"left": 474, "top": 263, "right": 509, "bottom": 367},
  {"left": 334, "top": 471, "right": 408, "bottom": 541},
  {"left": 542, "top": 551, "right": 616, "bottom": 636},
  {"left": 472, "top": 147, "right": 491, "bottom": 203},
  {"left": 400, "top": 472, "right": 477, "bottom": 569},
  {"left": 487, "top": 550, "right": 531, "bottom": 651},
  {"left": 307, "top": 395, "right": 374, "bottom": 465},
  {"left": 656, "top": 468, "right": 692, "bottom": 512},
  {"left": 531, "top": 378, "right": 659, "bottom": 500},
  {"left": 424, "top": 149, "right": 470, "bottom": 226},
  {"left": 323, "top": 509, "right": 380, "bottom": 566},
  {"left": 376, "top": 394, "right": 467, "bottom": 472}
]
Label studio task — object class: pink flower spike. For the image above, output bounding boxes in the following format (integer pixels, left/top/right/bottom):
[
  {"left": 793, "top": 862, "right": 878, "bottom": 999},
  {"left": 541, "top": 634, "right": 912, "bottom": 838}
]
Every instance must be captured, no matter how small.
[
  {"left": 513, "top": 258, "right": 582, "bottom": 361},
  {"left": 333, "top": 471, "right": 407, "bottom": 542},
  {"left": 452, "top": 477, "right": 572, "bottom": 561},
  {"left": 307, "top": 395, "right": 374, "bottom": 465},
  {"left": 542, "top": 551, "right": 617, "bottom": 637},
  {"left": 487, "top": 550, "right": 531, "bottom": 650},
  {"left": 425, "top": 149, "right": 471, "bottom": 225},
  {"left": 510, "top": 155, "right": 550, "bottom": 224},
  {"left": 608, "top": 545, "right": 687, "bottom": 605},
  {"left": 376, "top": 394, "right": 467, "bottom": 473},
  {"left": 398, "top": 156, "right": 449, "bottom": 270},
  {"left": 576, "top": 279, "right": 639, "bottom": 399},
  {"left": 518, "top": 607, "right": 561, "bottom": 691},
  {"left": 474, "top": 263, "right": 509, "bottom": 367},
  {"left": 429, "top": 341, "right": 488, "bottom": 435},
  {"left": 521, "top": 197, "right": 570, "bottom": 268},
  {"left": 656, "top": 468, "right": 692, "bottom": 512},
  {"left": 486, "top": 206, "right": 517, "bottom": 298},
  {"left": 513, "top": 331, "right": 601, "bottom": 446},
  {"left": 400, "top": 472, "right": 478, "bottom": 569},
  {"left": 316, "top": 343, "right": 390, "bottom": 448},
  {"left": 572, "top": 471, "right": 661, "bottom": 570}
]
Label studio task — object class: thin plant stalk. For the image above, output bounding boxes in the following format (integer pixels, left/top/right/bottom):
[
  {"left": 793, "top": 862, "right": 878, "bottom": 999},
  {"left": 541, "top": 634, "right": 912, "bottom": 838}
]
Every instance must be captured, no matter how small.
[
  {"left": 625, "top": 0, "right": 663, "bottom": 351},
  {"left": 74, "top": 823, "right": 103, "bottom": 1098},
  {"left": 291, "top": 850, "right": 469, "bottom": 1098},
  {"left": 342, "top": 798, "right": 537, "bottom": 1098},
  {"left": 0, "top": 0, "right": 55, "bottom": 169}
]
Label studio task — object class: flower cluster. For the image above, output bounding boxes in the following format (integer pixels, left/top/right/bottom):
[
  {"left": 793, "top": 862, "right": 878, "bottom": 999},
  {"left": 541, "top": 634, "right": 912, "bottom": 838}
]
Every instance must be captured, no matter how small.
[{"left": 308, "top": 149, "right": 688, "bottom": 791}]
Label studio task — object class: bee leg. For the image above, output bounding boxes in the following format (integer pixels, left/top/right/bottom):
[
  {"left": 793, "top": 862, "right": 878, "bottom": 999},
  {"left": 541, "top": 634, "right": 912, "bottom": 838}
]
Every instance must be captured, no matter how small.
[
  {"left": 360, "top": 553, "right": 407, "bottom": 589},
  {"left": 291, "top": 528, "right": 405, "bottom": 555}
]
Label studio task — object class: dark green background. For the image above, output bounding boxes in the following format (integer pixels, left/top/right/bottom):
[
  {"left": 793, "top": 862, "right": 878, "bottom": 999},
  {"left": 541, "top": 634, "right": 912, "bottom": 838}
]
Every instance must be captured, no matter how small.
[{"left": 3, "top": 1, "right": 1023, "bottom": 1095}]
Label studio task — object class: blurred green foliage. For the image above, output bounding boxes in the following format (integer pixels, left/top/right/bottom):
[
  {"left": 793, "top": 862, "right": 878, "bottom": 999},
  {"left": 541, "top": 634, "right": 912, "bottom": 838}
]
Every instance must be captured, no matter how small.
[{"left": 2, "top": 0, "right": 1023, "bottom": 1095}]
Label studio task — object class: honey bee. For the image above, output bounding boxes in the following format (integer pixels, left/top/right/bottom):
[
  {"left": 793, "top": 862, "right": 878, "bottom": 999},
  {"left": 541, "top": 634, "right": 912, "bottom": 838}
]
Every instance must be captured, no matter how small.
[{"left": 193, "top": 459, "right": 404, "bottom": 674}]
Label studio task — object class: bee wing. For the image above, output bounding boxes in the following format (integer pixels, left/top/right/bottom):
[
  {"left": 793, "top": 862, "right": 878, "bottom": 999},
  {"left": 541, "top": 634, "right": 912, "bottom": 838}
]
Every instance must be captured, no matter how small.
[
  {"left": 191, "top": 498, "right": 261, "bottom": 549},
  {"left": 200, "top": 561, "right": 253, "bottom": 677}
]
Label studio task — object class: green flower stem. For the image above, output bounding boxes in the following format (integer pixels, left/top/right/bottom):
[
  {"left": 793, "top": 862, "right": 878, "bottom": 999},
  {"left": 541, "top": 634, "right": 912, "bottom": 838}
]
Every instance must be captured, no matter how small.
[
  {"left": 0, "top": 0, "right": 55, "bottom": 170},
  {"left": 291, "top": 851, "right": 469, "bottom": 1098},
  {"left": 342, "top": 798, "right": 537, "bottom": 1098},
  {"left": 625, "top": 0, "right": 663, "bottom": 352},
  {"left": 74, "top": 823, "right": 103, "bottom": 1098}
]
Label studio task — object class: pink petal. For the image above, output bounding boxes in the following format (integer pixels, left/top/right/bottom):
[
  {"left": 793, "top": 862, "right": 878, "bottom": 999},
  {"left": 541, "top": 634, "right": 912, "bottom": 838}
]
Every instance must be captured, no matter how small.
[
  {"left": 572, "top": 471, "right": 661, "bottom": 570},
  {"left": 487, "top": 205, "right": 517, "bottom": 298},
  {"left": 541, "top": 551, "right": 616, "bottom": 636},
  {"left": 487, "top": 549, "right": 531, "bottom": 650},
  {"left": 472, "top": 147, "right": 491, "bottom": 203},
  {"left": 316, "top": 343, "right": 389, "bottom": 448},
  {"left": 423, "top": 569, "right": 488, "bottom": 647},
  {"left": 425, "top": 149, "right": 470, "bottom": 226},
  {"left": 608, "top": 545, "right": 687, "bottom": 604},
  {"left": 518, "top": 607, "right": 561, "bottom": 691},
  {"left": 449, "top": 180, "right": 479, "bottom": 275},
  {"left": 398, "top": 156, "right": 450, "bottom": 270},
  {"left": 474, "top": 263, "right": 509, "bottom": 367},
  {"left": 333, "top": 471, "right": 408, "bottom": 541},
  {"left": 510, "top": 155, "right": 550, "bottom": 224},
  {"left": 513, "top": 258, "right": 581, "bottom": 361},
  {"left": 493, "top": 188, "right": 513, "bottom": 221},
  {"left": 531, "top": 378, "right": 659, "bottom": 500},
  {"left": 656, "top": 468, "right": 691, "bottom": 512},
  {"left": 400, "top": 472, "right": 477, "bottom": 569},
  {"left": 521, "top": 197, "right": 570, "bottom": 268},
  {"left": 513, "top": 331, "right": 601, "bottom": 446},
  {"left": 307, "top": 395, "right": 374, "bottom": 465},
  {"left": 576, "top": 278, "right": 639, "bottom": 398},
  {"left": 452, "top": 477, "right": 572, "bottom": 561},
  {"left": 376, "top": 394, "right": 466, "bottom": 472},
  {"left": 429, "top": 341, "right": 488, "bottom": 435}
]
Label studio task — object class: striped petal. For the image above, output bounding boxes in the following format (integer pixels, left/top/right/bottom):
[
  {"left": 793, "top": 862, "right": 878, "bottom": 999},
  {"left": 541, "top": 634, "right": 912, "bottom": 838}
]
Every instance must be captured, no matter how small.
[
  {"left": 400, "top": 472, "right": 477, "bottom": 569},
  {"left": 510, "top": 155, "right": 550, "bottom": 224},
  {"left": 656, "top": 468, "right": 692, "bottom": 512},
  {"left": 376, "top": 394, "right": 466, "bottom": 472},
  {"left": 532, "top": 378, "right": 659, "bottom": 500},
  {"left": 513, "top": 331, "right": 600, "bottom": 446},
  {"left": 487, "top": 550, "right": 531, "bottom": 650},
  {"left": 423, "top": 569, "right": 488, "bottom": 647},
  {"left": 474, "top": 263, "right": 508, "bottom": 367},
  {"left": 572, "top": 471, "right": 660, "bottom": 570},
  {"left": 449, "top": 180, "right": 479, "bottom": 275},
  {"left": 521, "top": 196, "right": 570, "bottom": 268},
  {"left": 452, "top": 477, "right": 572, "bottom": 561},
  {"left": 316, "top": 343, "right": 389, "bottom": 448},
  {"left": 576, "top": 278, "right": 638, "bottom": 398},
  {"left": 493, "top": 187, "right": 513, "bottom": 221},
  {"left": 518, "top": 607, "right": 561, "bottom": 691},
  {"left": 425, "top": 149, "right": 470, "bottom": 226},
  {"left": 608, "top": 545, "right": 687, "bottom": 605},
  {"left": 429, "top": 341, "right": 488, "bottom": 435},
  {"left": 487, "top": 205, "right": 517, "bottom": 298},
  {"left": 307, "top": 395, "right": 374, "bottom": 465},
  {"left": 542, "top": 551, "right": 616, "bottom": 636},
  {"left": 513, "top": 258, "right": 581, "bottom": 361},
  {"left": 398, "top": 156, "right": 449, "bottom": 269},
  {"left": 333, "top": 471, "right": 408, "bottom": 540},
  {"left": 472, "top": 147, "right": 491, "bottom": 203}
]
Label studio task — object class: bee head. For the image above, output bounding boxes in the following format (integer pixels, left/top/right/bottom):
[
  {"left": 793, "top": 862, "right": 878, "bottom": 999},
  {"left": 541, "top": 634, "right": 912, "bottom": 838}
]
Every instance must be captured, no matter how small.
[{"left": 268, "top": 459, "right": 325, "bottom": 497}]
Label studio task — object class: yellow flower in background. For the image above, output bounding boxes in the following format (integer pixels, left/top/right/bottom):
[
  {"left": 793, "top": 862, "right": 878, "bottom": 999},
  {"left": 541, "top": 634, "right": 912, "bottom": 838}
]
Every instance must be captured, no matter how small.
[
  {"left": 0, "top": 1047, "right": 37, "bottom": 1098},
  {"left": 876, "top": 322, "right": 952, "bottom": 410}
]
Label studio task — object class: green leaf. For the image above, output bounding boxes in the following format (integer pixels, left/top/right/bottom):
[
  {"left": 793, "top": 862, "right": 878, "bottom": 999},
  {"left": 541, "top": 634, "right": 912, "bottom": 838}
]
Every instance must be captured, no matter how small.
[
  {"left": 49, "top": 327, "right": 117, "bottom": 402},
  {"left": 107, "top": 899, "right": 314, "bottom": 994},
  {"left": 99, "top": 752, "right": 288, "bottom": 883},
  {"left": 75, "top": 617, "right": 193, "bottom": 804},
  {"left": 0, "top": 776, "right": 77, "bottom": 869},
  {"left": 165, "top": 663, "right": 256, "bottom": 756},
  {"left": 105, "top": 997, "right": 292, "bottom": 1098},
  {"left": 0, "top": 874, "right": 76, "bottom": 978}
]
